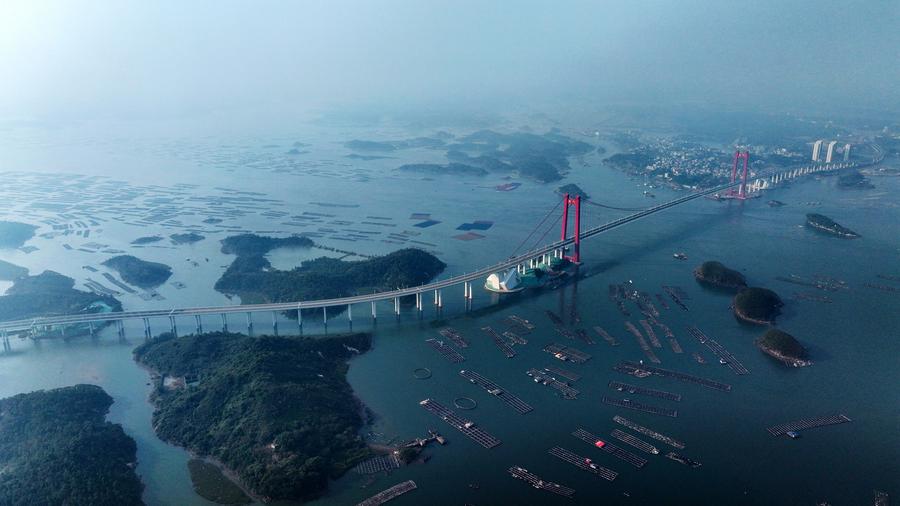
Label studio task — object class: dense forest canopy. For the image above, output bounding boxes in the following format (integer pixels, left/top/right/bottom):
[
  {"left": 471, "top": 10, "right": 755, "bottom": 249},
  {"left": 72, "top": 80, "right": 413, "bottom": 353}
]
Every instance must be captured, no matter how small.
[
  {"left": 215, "top": 234, "right": 445, "bottom": 314},
  {"left": 0, "top": 384, "right": 144, "bottom": 506},
  {"left": 102, "top": 255, "right": 173, "bottom": 289},
  {"left": 0, "top": 270, "right": 121, "bottom": 321},
  {"left": 695, "top": 260, "right": 747, "bottom": 289},
  {"left": 134, "top": 332, "right": 373, "bottom": 502},
  {"left": 734, "top": 287, "right": 783, "bottom": 323},
  {"left": 757, "top": 328, "right": 808, "bottom": 359}
]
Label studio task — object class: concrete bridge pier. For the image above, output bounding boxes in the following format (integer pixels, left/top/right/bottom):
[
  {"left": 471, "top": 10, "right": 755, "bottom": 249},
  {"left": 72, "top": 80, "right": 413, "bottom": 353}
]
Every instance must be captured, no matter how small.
[
  {"left": 347, "top": 304, "right": 352, "bottom": 330},
  {"left": 415, "top": 292, "right": 423, "bottom": 316},
  {"left": 116, "top": 320, "right": 125, "bottom": 340},
  {"left": 394, "top": 297, "right": 400, "bottom": 320},
  {"left": 297, "top": 308, "right": 303, "bottom": 335},
  {"left": 88, "top": 321, "right": 95, "bottom": 337},
  {"left": 169, "top": 316, "right": 178, "bottom": 337},
  {"left": 195, "top": 315, "right": 203, "bottom": 334},
  {"left": 271, "top": 311, "right": 278, "bottom": 335},
  {"left": 221, "top": 313, "right": 228, "bottom": 333},
  {"left": 371, "top": 301, "right": 377, "bottom": 323},
  {"left": 143, "top": 318, "right": 151, "bottom": 339},
  {"left": 322, "top": 307, "right": 328, "bottom": 331},
  {"left": 2, "top": 331, "right": 9, "bottom": 352},
  {"left": 246, "top": 312, "right": 253, "bottom": 336}
]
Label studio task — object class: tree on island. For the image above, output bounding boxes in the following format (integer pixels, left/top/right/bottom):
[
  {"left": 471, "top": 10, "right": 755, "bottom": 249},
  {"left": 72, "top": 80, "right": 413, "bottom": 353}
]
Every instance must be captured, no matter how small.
[
  {"left": 0, "top": 384, "right": 144, "bottom": 506},
  {"left": 733, "top": 287, "right": 783, "bottom": 324},
  {"left": 103, "top": 255, "right": 173, "bottom": 289},
  {"left": 756, "top": 328, "right": 811, "bottom": 367},
  {"left": 694, "top": 260, "right": 747, "bottom": 290},
  {"left": 134, "top": 331, "right": 373, "bottom": 502}
]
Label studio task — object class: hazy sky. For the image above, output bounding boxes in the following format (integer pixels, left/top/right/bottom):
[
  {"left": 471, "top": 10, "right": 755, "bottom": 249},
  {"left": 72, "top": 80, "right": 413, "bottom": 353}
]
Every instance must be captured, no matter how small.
[{"left": 1, "top": 0, "right": 898, "bottom": 123}]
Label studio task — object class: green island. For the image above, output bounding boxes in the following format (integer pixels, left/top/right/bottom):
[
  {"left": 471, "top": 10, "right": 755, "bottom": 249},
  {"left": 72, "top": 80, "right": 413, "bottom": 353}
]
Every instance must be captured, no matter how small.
[
  {"left": 103, "top": 255, "right": 173, "bottom": 289},
  {"left": 0, "top": 221, "right": 37, "bottom": 249},
  {"left": 215, "top": 234, "right": 445, "bottom": 315},
  {"left": 170, "top": 232, "right": 206, "bottom": 245},
  {"left": 733, "top": 287, "right": 783, "bottom": 325},
  {"left": 131, "top": 235, "right": 164, "bottom": 245},
  {"left": 806, "top": 213, "right": 860, "bottom": 238},
  {"left": 0, "top": 270, "right": 121, "bottom": 322},
  {"left": 443, "top": 130, "right": 594, "bottom": 183},
  {"left": 0, "top": 384, "right": 144, "bottom": 506},
  {"left": 0, "top": 259, "right": 28, "bottom": 280},
  {"left": 755, "top": 328, "right": 812, "bottom": 367},
  {"left": 220, "top": 233, "right": 313, "bottom": 256},
  {"left": 134, "top": 331, "right": 373, "bottom": 502},
  {"left": 694, "top": 261, "right": 747, "bottom": 290}
]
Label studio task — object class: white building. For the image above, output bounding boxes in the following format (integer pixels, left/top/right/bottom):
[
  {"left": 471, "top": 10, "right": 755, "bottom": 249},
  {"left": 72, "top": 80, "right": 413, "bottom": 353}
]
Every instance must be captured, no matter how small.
[
  {"left": 485, "top": 268, "right": 522, "bottom": 293},
  {"left": 825, "top": 140, "right": 838, "bottom": 163},
  {"left": 812, "top": 140, "right": 823, "bottom": 161}
]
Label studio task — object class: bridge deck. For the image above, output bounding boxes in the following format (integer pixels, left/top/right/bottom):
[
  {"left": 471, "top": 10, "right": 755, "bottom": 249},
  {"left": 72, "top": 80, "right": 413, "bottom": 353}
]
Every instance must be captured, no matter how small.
[{"left": 0, "top": 164, "right": 852, "bottom": 332}]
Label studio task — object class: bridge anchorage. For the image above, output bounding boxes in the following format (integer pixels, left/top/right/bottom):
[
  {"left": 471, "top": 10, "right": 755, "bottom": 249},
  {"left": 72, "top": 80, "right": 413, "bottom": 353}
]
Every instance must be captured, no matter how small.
[{"left": 485, "top": 192, "right": 581, "bottom": 294}]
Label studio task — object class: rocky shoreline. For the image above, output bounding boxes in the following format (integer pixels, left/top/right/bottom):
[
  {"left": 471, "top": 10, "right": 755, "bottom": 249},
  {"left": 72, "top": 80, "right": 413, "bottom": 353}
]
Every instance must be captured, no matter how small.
[{"left": 757, "top": 343, "right": 813, "bottom": 367}]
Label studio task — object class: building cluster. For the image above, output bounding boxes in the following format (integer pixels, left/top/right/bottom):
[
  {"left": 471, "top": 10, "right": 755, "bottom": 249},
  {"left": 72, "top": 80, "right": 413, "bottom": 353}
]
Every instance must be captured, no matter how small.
[
  {"left": 641, "top": 138, "right": 730, "bottom": 181},
  {"left": 811, "top": 139, "right": 851, "bottom": 163}
]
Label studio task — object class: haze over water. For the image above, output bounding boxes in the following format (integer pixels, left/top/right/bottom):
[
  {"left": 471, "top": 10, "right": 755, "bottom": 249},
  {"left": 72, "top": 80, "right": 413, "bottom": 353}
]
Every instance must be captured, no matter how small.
[{"left": 1, "top": 1, "right": 898, "bottom": 505}]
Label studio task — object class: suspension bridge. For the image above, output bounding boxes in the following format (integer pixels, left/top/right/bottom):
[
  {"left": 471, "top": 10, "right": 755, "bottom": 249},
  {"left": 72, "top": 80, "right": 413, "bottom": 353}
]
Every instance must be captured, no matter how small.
[{"left": 0, "top": 158, "right": 862, "bottom": 342}]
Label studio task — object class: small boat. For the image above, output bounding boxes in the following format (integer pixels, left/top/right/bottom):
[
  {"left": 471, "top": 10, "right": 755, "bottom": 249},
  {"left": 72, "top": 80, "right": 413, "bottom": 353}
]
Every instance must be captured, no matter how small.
[
  {"left": 786, "top": 431, "right": 801, "bottom": 439},
  {"left": 673, "top": 252, "right": 688, "bottom": 260}
]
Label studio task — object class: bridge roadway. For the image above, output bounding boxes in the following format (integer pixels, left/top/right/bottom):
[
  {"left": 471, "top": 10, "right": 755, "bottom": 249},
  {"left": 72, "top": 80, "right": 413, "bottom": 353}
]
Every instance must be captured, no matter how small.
[{"left": 0, "top": 163, "right": 852, "bottom": 333}]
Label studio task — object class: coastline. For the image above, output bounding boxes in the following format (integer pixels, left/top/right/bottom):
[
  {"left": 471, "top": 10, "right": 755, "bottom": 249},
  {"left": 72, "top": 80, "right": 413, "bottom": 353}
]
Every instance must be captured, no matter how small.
[
  {"left": 135, "top": 338, "right": 374, "bottom": 505},
  {"left": 733, "top": 304, "right": 775, "bottom": 325},
  {"left": 757, "top": 343, "right": 812, "bottom": 367},
  {"left": 693, "top": 268, "right": 746, "bottom": 290}
]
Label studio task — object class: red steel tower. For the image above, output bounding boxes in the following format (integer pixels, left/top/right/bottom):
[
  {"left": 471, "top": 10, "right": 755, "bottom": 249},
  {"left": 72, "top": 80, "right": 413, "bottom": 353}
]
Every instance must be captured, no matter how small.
[
  {"left": 728, "top": 150, "right": 750, "bottom": 199},
  {"left": 560, "top": 193, "right": 582, "bottom": 263}
]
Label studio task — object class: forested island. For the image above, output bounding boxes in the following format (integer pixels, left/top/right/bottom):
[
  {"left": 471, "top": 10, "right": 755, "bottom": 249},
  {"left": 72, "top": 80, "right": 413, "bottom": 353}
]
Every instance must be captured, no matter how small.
[
  {"left": 733, "top": 287, "right": 783, "bottom": 324},
  {"left": 134, "top": 332, "right": 373, "bottom": 502},
  {"left": 170, "top": 232, "right": 205, "bottom": 245},
  {"left": 131, "top": 235, "right": 164, "bottom": 245},
  {"left": 0, "top": 270, "right": 121, "bottom": 322},
  {"left": 220, "top": 233, "right": 313, "bottom": 256},
  {"left": 806, "top": 213, "right": 860, "bottom": 238},
  {"left": 0, "top": 384, "right": 144, "bottom": 506},
  {"left": 0, "top": 221, "right": 37, "bottom": 248},
  {"left": 215, "top": 234, "right": 445, "bottom": 314},
  {"left": 694, "top": 261, "right": 747, "bottom": 290},
  {"left": 103, "top": 255, "right": 173, "bottom": 289},
  {"left": 379, "top": 130, "right": 593, "bottom": 183},
  {"left": 756, "top": 328, "right": 811, "bottom": 367}
]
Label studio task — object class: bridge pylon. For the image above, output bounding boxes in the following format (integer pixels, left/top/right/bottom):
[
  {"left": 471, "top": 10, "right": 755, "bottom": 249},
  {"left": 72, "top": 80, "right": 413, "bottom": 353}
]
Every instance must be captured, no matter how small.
[
  {"left": 560, "top": 193, "right": 582, "bottom": 263},
  {"left": 727, "top": 150, "right": 750, "bottom": 199}
]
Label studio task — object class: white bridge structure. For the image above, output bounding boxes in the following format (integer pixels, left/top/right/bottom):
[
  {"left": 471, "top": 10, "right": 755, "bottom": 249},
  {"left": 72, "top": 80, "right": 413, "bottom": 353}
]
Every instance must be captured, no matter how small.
[{"left": 0, "top": 159, "right": 870, "bottom": 344}]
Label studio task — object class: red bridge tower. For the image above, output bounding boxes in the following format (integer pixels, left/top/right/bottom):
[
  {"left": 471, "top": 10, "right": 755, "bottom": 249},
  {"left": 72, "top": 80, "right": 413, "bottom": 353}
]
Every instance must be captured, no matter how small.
[
  {"left": 560, "top": 193, "right": 582, "bottom": 264},
  {"left": 728, "top": 150, "right": 750, "bottom": 199}
]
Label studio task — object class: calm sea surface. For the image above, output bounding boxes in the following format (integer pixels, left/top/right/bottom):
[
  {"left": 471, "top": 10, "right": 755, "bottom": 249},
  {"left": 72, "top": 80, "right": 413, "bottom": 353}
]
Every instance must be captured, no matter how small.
[{"left": 0, "top": 122, "right": 897, "bottom": 505}]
